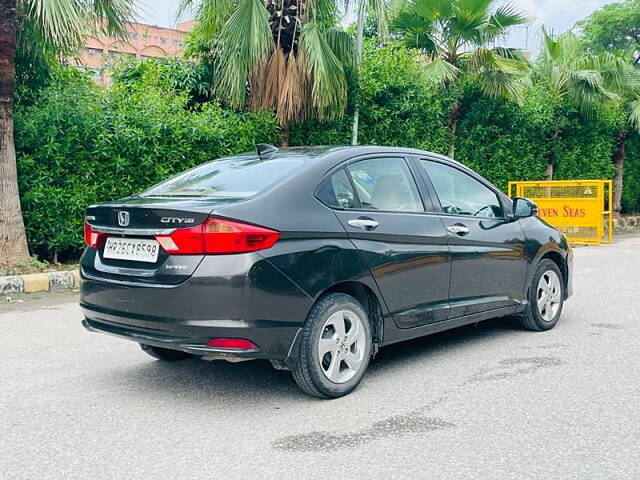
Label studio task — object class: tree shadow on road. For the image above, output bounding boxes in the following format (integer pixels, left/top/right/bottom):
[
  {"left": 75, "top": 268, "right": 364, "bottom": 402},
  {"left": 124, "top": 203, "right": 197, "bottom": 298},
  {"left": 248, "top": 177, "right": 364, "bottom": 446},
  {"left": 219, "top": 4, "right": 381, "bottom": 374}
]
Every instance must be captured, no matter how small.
[
  {"left": 368, "top": 316, "right": 523, "bottom": 376},
  {"left": 92, "top": 315, "right": 526, "bottom": 403}
]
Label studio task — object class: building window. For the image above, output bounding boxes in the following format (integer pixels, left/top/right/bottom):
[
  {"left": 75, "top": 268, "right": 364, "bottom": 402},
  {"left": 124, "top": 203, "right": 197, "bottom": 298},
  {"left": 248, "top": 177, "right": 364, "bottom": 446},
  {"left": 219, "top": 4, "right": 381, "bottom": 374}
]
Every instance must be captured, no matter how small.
[
  {"left": 159, "top": 37, "right": 167, "bottom": 45},
  {"left": 85, "top": 47, "right": 103, "bottom": 57},
  {"left": 173, "top": 40, "right": 185, "bottom": 48},
  {"left": 107, "top": 51, "right": 135, "bottom": 64},
  {"left": 128, "top": 32, "right": 138, "bottom": 40}
]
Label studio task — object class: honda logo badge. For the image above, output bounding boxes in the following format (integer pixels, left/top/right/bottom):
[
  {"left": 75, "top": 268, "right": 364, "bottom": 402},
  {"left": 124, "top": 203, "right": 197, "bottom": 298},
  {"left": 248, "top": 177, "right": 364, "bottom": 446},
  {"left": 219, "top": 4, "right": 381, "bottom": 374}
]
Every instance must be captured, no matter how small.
[{"left": 117, "top": 211, "right": 130, "bottom": 227}]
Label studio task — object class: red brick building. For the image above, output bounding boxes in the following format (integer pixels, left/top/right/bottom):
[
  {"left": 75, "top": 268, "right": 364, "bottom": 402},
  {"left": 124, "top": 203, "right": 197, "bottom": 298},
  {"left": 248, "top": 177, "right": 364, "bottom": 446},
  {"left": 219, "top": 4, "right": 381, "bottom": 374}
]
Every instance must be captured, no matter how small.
[{"left": 75, "top": 21, "right": 194, "bottom": 85}]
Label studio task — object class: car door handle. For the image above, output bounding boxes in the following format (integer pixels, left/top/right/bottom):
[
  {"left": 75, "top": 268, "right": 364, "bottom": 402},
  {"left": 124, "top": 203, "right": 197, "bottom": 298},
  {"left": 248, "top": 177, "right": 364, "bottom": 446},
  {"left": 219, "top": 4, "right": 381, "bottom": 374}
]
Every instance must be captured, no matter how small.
[
  {"left": 348, "top": 219, "right": 379, "bottom": 230},
  {"left": 447, "top": 224, "right": 470, "bottom": 236}
]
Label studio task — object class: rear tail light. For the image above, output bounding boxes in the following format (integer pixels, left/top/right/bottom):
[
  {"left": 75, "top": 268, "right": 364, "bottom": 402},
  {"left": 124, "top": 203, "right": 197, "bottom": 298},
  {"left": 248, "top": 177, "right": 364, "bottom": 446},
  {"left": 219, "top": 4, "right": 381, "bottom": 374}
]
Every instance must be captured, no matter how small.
[
  {"left": 84, "top": 220, "right": 106, "bottom": 249},
  {"left": 207, "top": 338, "right": 259, "bottom": 350},
  {"left": 156, "top": 218, "right": 279, "bottom": 255}
]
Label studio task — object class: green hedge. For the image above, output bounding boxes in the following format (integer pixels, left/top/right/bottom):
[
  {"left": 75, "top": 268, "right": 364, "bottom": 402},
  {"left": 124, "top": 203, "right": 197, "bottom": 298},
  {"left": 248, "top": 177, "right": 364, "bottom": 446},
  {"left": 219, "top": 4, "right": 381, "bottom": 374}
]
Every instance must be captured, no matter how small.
[
  {"left": 292, "top": 44, "right": 626, "bottom": 198},
  {"left": 455, "top": 83, "right": 553, "bottom": 192},
  {"left": 15, "top": 69, "right": 279, "bottom": 259},
  {"left": 14, "top": 46, "right": 640, "bottom": 261},
  {"left": 623, "top": 134, "right": 640, "bottom": 212},
  {"left": 456, "top": 83, "right": 620, "bottom": 192},
  {"left": 290, "top": 43, "right": 451, "bottom": 154}
]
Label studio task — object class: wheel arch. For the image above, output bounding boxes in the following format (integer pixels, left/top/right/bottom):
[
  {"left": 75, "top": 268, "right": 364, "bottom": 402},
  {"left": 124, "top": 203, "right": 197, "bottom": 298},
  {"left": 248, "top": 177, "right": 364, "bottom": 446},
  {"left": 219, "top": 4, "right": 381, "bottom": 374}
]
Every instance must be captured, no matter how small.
[
  {"left": 532, "top": 249, "right": 569, "bottom": 298},
  {"left": 317, "top": 281, "right": 385, "bottom": 349}
]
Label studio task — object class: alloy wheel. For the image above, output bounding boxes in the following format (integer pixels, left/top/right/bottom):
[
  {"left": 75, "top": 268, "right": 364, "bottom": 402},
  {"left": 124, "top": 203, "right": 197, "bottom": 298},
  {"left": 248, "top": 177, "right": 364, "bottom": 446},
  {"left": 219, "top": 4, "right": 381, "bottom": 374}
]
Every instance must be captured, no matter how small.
[
  {"left": 317, "top": 310, "right": 367, "bottom": 384},
  {"left": 537, "top": 270, "right": 562, "bottom": 322}
]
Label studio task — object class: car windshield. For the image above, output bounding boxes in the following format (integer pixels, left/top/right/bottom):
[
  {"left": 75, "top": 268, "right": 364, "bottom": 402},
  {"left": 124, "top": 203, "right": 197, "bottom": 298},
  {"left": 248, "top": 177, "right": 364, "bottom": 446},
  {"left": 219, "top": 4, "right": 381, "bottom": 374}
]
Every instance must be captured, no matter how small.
[{"left": 140, "top": 155, "right": 305, "bottom": 198}]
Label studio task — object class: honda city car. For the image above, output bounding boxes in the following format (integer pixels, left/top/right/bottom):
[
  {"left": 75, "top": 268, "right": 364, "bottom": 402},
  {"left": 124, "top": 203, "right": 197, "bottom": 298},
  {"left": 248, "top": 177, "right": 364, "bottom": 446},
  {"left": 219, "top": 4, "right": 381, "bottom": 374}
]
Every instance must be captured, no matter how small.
[{"left": 80, "top": 145, "right": 573, "bottom": 398}]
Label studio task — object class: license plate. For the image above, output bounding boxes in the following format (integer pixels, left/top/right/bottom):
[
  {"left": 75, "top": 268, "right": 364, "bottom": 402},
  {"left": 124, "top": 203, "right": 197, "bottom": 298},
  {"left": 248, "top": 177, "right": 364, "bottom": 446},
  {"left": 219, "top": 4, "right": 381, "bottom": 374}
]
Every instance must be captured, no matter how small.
[{"left": 103, "top": 237, "right": 160, "bottom": 263}]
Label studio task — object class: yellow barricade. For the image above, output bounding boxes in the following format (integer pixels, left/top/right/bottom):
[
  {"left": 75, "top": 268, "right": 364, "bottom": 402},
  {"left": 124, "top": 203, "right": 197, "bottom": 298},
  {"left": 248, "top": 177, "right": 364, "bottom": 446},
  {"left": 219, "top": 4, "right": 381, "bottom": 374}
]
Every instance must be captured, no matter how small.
[{"left": 508, "top": 180, "right": 613, "bottom": 245}]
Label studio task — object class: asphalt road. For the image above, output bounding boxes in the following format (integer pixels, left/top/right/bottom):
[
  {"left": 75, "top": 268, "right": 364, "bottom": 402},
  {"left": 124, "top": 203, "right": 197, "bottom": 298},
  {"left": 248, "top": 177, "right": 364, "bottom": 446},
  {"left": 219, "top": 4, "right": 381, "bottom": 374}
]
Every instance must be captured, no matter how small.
[{"left": 2, "top": 236, "right": 640, "bottom": 480}]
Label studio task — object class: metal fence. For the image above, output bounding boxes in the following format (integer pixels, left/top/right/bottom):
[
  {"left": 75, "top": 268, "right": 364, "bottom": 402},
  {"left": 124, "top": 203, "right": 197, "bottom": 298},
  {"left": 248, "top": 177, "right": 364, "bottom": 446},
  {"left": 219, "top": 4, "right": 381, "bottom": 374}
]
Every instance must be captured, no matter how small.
[{"left": 508, "top": 180, "right": 613, "bottom": 245}]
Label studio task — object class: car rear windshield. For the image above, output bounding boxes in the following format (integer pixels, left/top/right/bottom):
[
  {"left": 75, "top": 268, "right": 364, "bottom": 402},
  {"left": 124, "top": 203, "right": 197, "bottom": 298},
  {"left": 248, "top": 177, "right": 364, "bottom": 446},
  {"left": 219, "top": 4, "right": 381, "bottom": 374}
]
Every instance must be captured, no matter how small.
[{"left": 141, "top": 155, "right": 305, "bottom": 198}]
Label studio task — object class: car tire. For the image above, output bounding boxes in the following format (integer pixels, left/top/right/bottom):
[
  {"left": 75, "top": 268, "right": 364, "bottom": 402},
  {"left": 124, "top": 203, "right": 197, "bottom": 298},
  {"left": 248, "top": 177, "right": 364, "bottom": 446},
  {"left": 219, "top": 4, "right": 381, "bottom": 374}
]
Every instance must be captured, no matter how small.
[
  {"left": 517, "top": 259, "right": 565, "bottom": 331},
  {"left": 140, "top": 343, "right": 193, "bottom": 361},
  {"left": 292, "top": 293, "right": 372, "bottom": 399}
]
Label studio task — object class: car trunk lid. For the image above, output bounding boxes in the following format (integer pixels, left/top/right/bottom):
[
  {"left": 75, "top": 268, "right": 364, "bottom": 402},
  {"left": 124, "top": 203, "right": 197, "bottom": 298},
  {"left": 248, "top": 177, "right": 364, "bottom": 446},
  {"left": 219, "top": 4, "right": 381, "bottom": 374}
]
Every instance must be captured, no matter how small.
[{"left": 83, "top": 198, "right": 244, "bottom": 285}]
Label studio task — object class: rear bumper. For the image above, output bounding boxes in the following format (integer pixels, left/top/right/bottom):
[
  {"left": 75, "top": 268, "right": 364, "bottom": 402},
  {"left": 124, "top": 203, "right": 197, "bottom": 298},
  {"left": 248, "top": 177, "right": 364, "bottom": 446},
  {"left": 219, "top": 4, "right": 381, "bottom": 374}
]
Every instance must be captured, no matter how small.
[
  {"left": 80, "top": 252, "right": 313, "bottom": 362},
  {"left": 81, "top": 306, "right": 301, "bottom": 361}
]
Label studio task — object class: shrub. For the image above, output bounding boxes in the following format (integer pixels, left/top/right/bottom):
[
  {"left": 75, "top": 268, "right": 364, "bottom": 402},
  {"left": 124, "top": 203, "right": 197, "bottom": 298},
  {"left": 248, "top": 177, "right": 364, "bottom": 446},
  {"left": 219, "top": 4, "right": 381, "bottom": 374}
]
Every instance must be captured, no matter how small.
[
  {"left": 623, "top": 134, "right": 640, "bottom": 212},
  {"left": 15, "top": 69, "right": 279, "bottom": 260},
  {"left": 290, "top": 42, "right": 451, "bottom": 153},
  {"left": 291, "top": 45, "right": 622, "bottom": 197},
  {"left": 455, "top": 82, "right": 553, "bottom": 191},
  {"left": 110, "top": 57, "right": 213, "bottom": 105},
  {"left": 14, "top": 46, "right": 640, "bottom": 261},
  {"left": 456, "top": 82, "right": 620, "bottom": 192}
]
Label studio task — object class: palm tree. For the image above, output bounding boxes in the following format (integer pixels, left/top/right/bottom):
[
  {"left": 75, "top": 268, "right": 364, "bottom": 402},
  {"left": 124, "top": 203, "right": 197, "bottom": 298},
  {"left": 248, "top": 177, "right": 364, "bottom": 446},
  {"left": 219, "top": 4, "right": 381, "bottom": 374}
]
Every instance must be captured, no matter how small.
[
  {"left": 181, "top": 0, "right": 354, "bottom": 145},
  {"left": 392, "top": 0, "right": 530, "bottom": 158},
  {"left": 0, "top": 0, "right": 134, "bottom": 266},
  {"left": 534, "top": 30, "right": 640, "bottom": 193}
]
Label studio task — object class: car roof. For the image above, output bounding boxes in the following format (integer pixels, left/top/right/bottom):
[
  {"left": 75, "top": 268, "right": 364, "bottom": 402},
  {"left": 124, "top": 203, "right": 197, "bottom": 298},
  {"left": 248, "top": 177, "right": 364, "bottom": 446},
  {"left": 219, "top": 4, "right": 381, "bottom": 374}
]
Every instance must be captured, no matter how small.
[
  {"left": 254, "top": 145, "right": 461, "bottom": 166},
  {"left": 272, "top": 146, "right": 504, "bottom": 199},
  {"left": 225, "top": 145, "right": 474, "bottom": 184}
]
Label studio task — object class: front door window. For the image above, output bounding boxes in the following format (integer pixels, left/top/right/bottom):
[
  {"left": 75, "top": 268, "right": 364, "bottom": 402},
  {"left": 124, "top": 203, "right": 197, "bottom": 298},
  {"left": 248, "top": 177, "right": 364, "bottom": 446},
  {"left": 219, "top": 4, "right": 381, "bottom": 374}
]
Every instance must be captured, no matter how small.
[{"left": 420, "top": 160, "right": 503, "bottom": 218}]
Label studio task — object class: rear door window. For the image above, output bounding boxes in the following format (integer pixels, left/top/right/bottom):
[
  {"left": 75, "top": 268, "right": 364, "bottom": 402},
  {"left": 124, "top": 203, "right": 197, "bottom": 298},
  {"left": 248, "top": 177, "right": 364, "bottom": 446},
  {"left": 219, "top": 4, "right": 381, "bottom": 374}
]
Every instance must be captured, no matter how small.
[
  {"left": 316, "top": 169, "right": 357, "bottom": 209},
  {"left": 346, "top": 157, "right": 424, "bottom": 212}
]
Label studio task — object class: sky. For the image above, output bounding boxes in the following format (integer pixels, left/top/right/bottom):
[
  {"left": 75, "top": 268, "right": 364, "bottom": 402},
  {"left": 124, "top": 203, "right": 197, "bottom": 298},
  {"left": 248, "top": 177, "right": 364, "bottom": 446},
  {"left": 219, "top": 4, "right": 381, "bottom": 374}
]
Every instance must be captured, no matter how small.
[
  {"left": 137, "top": 0, "right": 621, "bottom": 53},
  {"left": 506, "top": 0, "right": 619, "bottom": 52}
]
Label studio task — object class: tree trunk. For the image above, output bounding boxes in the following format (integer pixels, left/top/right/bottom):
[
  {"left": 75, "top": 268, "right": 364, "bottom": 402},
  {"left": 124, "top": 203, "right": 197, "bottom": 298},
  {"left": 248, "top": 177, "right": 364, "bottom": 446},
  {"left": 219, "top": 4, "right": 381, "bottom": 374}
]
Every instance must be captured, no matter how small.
[
  {"left": 279, "top": 121, "right": 290, "bottom": 147},
  {"left": 351, "top": 109, "right": 360, "bottom": 146},
  {"left": 612, "top": 131, "right": 626, "bottom": 217},
  {"left": 0, "top": 0, "right": 29, "bottom": 266},
  {"left": 545, "top": 129, "right": 560, "bottom": 181},
  {"left": 448, "top": 100, "right": 459, "bottom": 159},
  {"left": 351, "top": 0, "right": 366, "bottom": 146},
  {"left": 544, "top": 159, "right": 553, "bottom": 181}
]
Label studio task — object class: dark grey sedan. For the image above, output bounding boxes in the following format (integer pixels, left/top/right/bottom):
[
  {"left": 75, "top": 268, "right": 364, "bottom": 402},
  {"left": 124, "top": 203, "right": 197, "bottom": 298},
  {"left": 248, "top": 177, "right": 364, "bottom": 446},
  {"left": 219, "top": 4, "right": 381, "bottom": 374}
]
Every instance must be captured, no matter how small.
[{"left": 80, "top": 145, "right": 573, "bottom": 398}]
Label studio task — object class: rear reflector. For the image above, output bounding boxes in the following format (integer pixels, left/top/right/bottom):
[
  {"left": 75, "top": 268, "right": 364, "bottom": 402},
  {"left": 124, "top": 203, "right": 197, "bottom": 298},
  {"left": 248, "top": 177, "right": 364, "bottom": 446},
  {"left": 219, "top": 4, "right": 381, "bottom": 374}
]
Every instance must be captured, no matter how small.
[
  {"left": 207, "top": 338, "right": 259, "bottom": 350},
  {"left": 156, "top": 218, "right": 279, "bottom": 255},
  {"left": 84, "top": 220, "right": 106, "bottom": 249}
]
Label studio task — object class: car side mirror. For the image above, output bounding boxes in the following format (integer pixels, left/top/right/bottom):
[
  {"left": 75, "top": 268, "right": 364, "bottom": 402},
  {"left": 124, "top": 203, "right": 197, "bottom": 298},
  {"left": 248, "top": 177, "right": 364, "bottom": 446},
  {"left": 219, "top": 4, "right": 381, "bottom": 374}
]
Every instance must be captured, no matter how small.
[{"left": 512, "top": 197, "right": 538, "bottom": 219}]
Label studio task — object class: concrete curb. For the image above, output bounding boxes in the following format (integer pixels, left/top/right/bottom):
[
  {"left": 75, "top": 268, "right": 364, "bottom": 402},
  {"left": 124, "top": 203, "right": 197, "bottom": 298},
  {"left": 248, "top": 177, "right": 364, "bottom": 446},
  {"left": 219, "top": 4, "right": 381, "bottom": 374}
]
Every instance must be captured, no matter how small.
[
  {"left": 0, "top": 269, "right": 80, "bottom": 295},
  {"left": 614, "top": 216, "right": 640, "bottom": 232}
]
